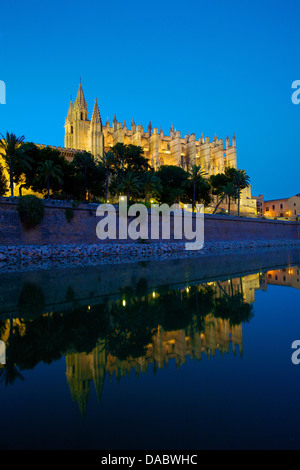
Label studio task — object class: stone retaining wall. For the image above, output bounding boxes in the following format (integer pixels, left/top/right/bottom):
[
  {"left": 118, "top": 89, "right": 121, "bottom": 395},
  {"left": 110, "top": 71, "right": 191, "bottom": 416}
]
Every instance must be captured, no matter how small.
[{"left": 0, "top": 198, "right": 299, "bottom": 246}]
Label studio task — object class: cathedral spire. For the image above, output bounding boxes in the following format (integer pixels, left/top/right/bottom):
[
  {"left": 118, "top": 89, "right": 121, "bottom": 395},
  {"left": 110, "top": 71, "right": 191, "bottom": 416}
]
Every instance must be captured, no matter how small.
[
  {"left": 131, "top": 117, "right": 135, "bottom": 132},
  {"left": 66, "top": 99, "right": 73, "bottom": 121},
  {"left": 74, "top": 82, "right": 87, "bottom": 111},
  {"left": 113, "top": 114, "right": 117, "bottom": 131},
  {"left": 74, "top": 82, "right": 88, "bottom": 121},
  {"left": 91, "top": 98, "right": 102, "bottom": 125}
]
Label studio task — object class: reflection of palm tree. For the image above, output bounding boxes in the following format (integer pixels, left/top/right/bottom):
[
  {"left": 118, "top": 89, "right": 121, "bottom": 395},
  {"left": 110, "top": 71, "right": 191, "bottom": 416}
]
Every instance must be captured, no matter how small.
[
  {"left": 0, "top": 325, "right": 24, "bottom": 386},
  {"left": 0, "top": 363, "right": 24, "bottom": 386},
  {"left": 107, "top": 296, "right": 159, "bottom": 360},
  {"left": 18, "top": 282, "right": 45, "bottom": 320},
  {"left": 213, "top": 288, "right": 254, "bottom": 326}
]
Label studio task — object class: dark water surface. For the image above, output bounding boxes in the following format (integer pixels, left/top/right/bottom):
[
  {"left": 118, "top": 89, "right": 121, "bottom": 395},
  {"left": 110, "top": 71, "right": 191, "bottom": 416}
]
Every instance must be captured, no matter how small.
[{"left": 1, "top": 248, "right": 300, "bottom": 450}]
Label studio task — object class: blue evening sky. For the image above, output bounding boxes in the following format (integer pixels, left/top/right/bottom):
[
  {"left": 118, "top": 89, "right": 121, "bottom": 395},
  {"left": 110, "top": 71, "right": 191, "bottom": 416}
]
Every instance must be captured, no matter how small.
[{"left": 0, "top": 0, "right": 299, "bottom": 200}]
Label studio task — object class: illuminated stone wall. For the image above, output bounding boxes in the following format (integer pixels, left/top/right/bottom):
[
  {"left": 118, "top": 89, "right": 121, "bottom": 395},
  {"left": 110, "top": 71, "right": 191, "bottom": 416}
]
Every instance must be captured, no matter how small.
[{"left": 0, "top": 199, "right": 298, "bottom": 247}]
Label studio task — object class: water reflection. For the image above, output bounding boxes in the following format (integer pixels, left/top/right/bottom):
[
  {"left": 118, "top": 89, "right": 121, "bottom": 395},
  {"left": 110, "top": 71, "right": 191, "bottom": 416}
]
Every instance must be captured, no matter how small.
[
  {"left": 1, "top": 264, "right": 300, "bottom": 420},
  {"left": 0, "top": 266, "right": 299, "bottom": 416}
]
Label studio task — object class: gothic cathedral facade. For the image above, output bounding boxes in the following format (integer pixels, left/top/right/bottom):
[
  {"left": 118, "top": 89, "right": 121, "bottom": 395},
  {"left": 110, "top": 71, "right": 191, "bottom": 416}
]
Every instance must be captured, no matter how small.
[{"left": 64, "top": 83, "right": 238, "bottom": 176}]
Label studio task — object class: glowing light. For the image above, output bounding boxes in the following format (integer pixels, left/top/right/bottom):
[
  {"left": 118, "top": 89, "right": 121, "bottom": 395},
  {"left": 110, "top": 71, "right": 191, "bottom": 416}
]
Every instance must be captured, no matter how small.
[
  {"left": 186, "top": 287, "right": 190, "bottom": 293},
  {"left": 152, "top": 291, "right": 156, "bottom": 298},
  {"left": 88, "top": 305, "right": 91, "bottom": 310},
  {"left": 122, "top": 300, "right": 126, "bottom": 307}
]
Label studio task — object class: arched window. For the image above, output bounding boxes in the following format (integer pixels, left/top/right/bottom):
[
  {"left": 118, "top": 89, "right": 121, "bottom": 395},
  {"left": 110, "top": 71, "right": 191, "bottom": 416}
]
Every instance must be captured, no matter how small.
[
  {"left": 71, "top": 126, "right": 73, "bottom": 134},
  {"left": 81, "top": 112, "right": 83, "bottom": 120}
]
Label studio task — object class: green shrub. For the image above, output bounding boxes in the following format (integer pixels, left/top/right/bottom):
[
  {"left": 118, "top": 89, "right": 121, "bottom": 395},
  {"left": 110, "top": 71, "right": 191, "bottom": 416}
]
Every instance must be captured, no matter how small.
[
  {"left": 17, "top": 195, "right": 45, "bottom": 228},
  {"left": 65, "top": 207, "right": 74, "bottom": 223}
]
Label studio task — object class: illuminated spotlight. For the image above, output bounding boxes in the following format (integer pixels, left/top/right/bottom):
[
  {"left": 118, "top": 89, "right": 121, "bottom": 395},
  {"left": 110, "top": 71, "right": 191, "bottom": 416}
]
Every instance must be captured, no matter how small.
[
  {"left": 150, "top": 199, "right": 154, "bottom": 203},
  {"left": 122, "top": 299, "right": 126, "bottom": 307},
  {"left": 152, "top": 291, "right": 156, "bottom": 298},
  {"left": 120, "top": 196, "right": 125, "bottom": 201},
  {"left": 186, "top": 287, "right": 190, "bottom": 293},
  {"left": 88, "top": 305, "right": 91, "bottom": 310}
]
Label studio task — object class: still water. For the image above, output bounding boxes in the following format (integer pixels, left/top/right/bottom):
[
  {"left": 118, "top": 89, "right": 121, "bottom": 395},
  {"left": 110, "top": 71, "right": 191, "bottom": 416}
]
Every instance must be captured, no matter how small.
[{"left": 0, "top": 249, "right": 300, "bottom": 450}]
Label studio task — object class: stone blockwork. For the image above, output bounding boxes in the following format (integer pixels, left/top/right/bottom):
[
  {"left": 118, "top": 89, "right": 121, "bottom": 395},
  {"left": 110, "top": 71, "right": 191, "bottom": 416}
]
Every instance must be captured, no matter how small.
[{"left": 0, "top": 198, "right": 299, "bottom": 247}]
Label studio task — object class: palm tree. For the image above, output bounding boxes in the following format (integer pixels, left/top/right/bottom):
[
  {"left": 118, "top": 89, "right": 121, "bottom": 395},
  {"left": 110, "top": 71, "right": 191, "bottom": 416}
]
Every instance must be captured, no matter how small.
[
  {"left": 73, "top": 151, "right": 95, "bottom": 202},
  {"left": 0, "top": 132, "right": 32, "bottom": 197},
  {"left": 117, "top": 172, "right": 142, "bottom": 202},
  {"left": 35, "top": 160, "right": 63, "bottom": 199},
  {"left": 169, "top": 187, "right": 186, "bottom": 205},
  {"left": 188, "top": 164, "right": 207, "bottom": 212},
  {"left": 142, "top": 172, "right": 162, "bottom": 204},
  {"left": 233, "top": 169, "right": 250, "bottom": 216},
  {"left": 221, "top": 182, "right": 238, "bottom": 215},
  {"left": 100, "top": 151, "right": 115, "bottom": 203}
]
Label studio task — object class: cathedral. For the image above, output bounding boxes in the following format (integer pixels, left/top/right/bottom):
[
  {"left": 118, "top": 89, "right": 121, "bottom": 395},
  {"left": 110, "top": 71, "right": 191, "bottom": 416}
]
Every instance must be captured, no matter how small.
[
  {"left": 62, "top": 82, "right": 256, "bottom": 214},
  {"left": 64, "top": 82, "right": 237, "bottom": 175}
]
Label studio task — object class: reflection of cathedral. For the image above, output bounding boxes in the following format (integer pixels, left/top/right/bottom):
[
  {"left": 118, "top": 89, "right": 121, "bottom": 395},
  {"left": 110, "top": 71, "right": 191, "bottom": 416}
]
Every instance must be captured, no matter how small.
[
  {"left": 65, "top": 273, "right": 264, "bottom": 418},
  {"left": 66, "top": 317, "right": 243, "bottom": 418},
  {"left": 1, "top": 269, "right": 289, "bottom": 420}
]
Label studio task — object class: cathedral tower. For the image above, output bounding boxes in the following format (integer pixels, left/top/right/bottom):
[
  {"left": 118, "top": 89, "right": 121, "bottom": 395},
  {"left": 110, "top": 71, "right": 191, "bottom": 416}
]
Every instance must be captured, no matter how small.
[
  {"left": 89, "top": 98, "right": 104, "bottom": 160},
  {"left": 64, "top": 82, "right": 104, "bottom": 157}
]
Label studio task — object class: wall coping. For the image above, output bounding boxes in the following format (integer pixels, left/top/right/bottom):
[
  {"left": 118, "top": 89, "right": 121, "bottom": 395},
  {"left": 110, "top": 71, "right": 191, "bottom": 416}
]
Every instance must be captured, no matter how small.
[{"left": 0, "top": 197, "right": 299, "bottom": 226}]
